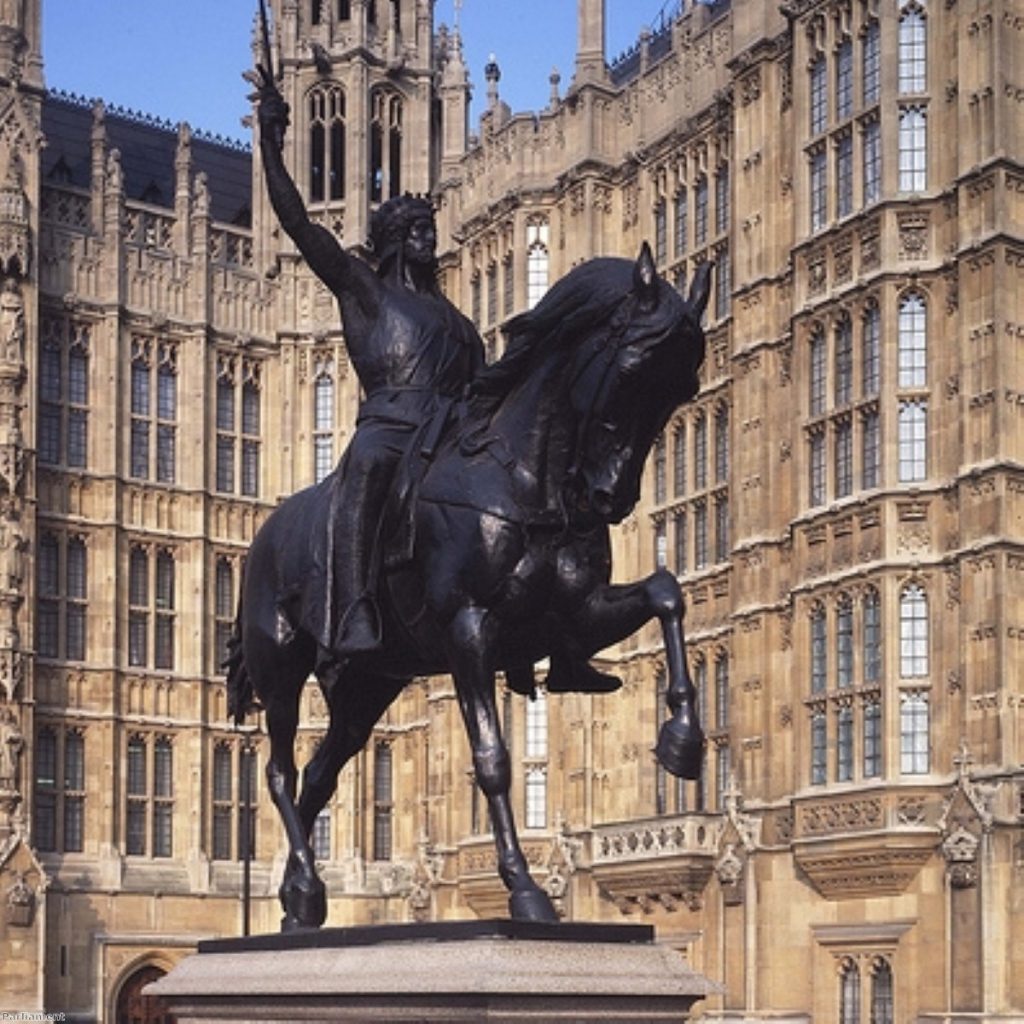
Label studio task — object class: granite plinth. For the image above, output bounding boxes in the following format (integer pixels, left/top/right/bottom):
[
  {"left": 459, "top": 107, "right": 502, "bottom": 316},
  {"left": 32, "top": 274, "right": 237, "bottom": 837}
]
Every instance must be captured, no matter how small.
[{"left": 148, "top": 919, "right": 718, "bottom": 1022}]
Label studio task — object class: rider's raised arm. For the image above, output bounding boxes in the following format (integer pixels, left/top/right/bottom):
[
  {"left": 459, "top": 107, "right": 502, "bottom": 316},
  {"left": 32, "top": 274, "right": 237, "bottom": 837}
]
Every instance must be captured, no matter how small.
[{"left": 257, "top": 73, "right": 379, "bottom": 320}]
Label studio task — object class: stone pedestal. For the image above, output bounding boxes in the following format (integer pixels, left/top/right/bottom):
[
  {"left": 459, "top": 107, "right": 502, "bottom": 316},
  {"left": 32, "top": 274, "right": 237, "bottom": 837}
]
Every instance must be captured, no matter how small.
[{"left": 148, "top": 919, "right": 718, "bottom": 1022}]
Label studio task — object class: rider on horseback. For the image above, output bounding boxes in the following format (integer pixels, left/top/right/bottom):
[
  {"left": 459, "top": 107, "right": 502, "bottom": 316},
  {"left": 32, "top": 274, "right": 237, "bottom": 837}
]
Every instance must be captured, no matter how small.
[
  {"left": 256, "top": 69, "right": 623, "bottom": 694},
  {"left": 258, "top": 72, "right": 483, "bottom": 657}
]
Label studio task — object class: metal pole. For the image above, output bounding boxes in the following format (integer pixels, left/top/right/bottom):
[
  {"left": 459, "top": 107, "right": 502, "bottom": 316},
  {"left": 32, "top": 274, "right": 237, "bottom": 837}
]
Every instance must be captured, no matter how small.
[{"left": 241, "top": 728, "right": 253, "bottom": 936}]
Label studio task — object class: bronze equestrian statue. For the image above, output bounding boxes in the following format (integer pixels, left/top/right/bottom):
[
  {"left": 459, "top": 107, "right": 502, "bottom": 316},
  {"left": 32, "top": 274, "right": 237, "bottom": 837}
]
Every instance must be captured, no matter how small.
[{"left": 230, "top": 58, "right": 711, "bottom": 931}]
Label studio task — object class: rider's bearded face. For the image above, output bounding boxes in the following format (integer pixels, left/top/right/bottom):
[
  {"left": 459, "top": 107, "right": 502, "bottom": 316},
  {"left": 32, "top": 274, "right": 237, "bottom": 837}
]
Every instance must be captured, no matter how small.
[{"left": 404, "top": 217, "right": 437, "bottom": 266}]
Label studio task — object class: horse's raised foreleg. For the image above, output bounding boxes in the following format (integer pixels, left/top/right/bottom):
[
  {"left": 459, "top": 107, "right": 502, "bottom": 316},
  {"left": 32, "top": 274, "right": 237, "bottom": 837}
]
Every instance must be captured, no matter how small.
[
  {"left": 447, "top": 604, "right": 558, "bottom": 923},
  {"left": 562, "top": 567, "right": 704, "bottom": 780},
  {"left": 264, "top": 689, "right": 326, "bottom": 931}
]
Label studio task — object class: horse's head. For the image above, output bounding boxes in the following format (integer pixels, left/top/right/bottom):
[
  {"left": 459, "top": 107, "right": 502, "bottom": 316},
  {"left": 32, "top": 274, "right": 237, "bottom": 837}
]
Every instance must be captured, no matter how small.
[{"left": 563, "top": 244, "right": 710, "bottom": 525}]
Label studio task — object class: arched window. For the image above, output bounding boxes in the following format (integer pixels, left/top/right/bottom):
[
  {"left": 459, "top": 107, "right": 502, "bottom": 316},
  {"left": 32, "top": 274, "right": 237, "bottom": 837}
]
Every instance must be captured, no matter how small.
[
  {"left": 674, "top": 188, "right": 688, "bottom": 257},
  {"left": 862, "top": 20, "right": 881, "bottom": 105},
  {"left": 899, "top": 585, "right": 928, "bottom": 677},
  {"left": 862, "top": 588, "right": 881, "bottom": 683},
  {"left": 214, "top": 558, "right": 234, "bottom": 671},
  {"left": 694, "top": 176, "right": 709, "bottom": 246},
  {"left": 372, "top": 741, "right": 393, "bottom": 860},
  {"left": 653, "top": 433, "right": 666, "bottom": 503},
  {"left": 862, "top": 302, "right": 880, "bottom": 396},
  {"left": 714, "top": 654, "right": 729, "bottom": 730},
  {"left": 836, "top": 37, "right": 853, "bottom": 120},
  {"left": 870, "top": 957, "right": 895, "bottom": 1023},
  {"left": 370, "top": 91, "right": 402, "bottom": 203},
  {"left": 898, "top": 293, "right": 927, "bottom": 388},
  {"left": 308, "top": 85, "right": 346, "bottom": 203},
  {"left": 809, "top": 326, "right": 826, "bottom": 415},
  {"left": 526, "top": 219, "right": 549, "bottom": 309},
  {"left": 835, "top": 314, "right": 853, "bottom": 405},
  {"left": 313, "top": 358, "right": 335, "bottom": 484},
  {"left": 673, "top": 423, "right": 686, "bottom": 497},
  {"left": 898, "top": 4, "right": 927, "bottom": 95},
  {"left": 836, "top": 595, "right": 853, "bottom": 687},
  {"left": 714, "top": 404, "right": 729, "bottom": 483},
  {"left": 810, "top": 603, "right": 827, "bottom": 694},
  {"left": 653, "top": 198, "right": 667, "bottom": 265},
  {"left": 898, "top": 400, "right": 927, "bottom": 482},
  {"left": 809, "top": 53, "right": 827, "bottom": 135},
  {"left": 837, "top": 705, "right": 854, "bottom": 781},
  {"left": 693, "top": 413, "right": 708, "bottom": 490},
  {"left": 839, "top": 957, "right": 861, "bottom": 1024}
]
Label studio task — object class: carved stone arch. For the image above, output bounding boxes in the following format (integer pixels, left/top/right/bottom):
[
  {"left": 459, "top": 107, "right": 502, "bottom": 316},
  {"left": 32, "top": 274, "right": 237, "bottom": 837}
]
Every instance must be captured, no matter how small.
[{"left": 109, "top": 954, "right": 176, "bottom": 1024}]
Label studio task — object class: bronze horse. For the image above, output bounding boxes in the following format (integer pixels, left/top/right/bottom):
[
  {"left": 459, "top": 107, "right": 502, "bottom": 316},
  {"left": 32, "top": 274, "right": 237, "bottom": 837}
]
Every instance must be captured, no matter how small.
[{"left": 228, "top": 247, "right": 710, "bottom": 929}]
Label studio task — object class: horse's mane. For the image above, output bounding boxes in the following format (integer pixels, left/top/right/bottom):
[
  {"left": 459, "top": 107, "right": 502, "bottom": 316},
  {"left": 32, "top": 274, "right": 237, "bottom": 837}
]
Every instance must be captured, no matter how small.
[{"left": 468, "top": 258, "right": 638, "bottom": 419}]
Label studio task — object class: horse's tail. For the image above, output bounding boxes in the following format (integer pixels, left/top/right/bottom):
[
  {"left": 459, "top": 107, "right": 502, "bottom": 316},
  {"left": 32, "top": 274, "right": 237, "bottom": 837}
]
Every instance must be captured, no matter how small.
[{"left": 225, "top": 578, "right": 253, "bottom": 726}]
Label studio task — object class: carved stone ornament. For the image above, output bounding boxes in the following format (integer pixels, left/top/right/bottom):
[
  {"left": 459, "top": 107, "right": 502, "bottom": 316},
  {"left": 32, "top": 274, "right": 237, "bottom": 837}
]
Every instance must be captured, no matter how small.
[
  {"left": 406, "top": 834, "right": 444, "bottom": 922},
  {"left": 715, "top": 843, "right": 744, "bottom": 905},
  {"left": 941, "top": 825, "right": 980, "bottom": 888},
  {"left": 0, "top": 700, "right": 23, "bottom": 791},
  {"left": 6, "top": 870, "right": 34, "bottom": 927}
]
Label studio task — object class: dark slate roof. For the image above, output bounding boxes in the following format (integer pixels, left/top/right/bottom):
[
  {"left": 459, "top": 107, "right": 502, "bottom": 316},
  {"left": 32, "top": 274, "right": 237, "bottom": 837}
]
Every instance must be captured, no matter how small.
[{"left": 41, "top": 90, "right": 253, "bottom": 227}]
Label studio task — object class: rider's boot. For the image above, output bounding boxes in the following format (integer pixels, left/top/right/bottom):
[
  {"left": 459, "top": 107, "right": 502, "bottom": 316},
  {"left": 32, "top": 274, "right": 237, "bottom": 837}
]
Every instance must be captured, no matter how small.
[{"left": 334, "top": 593, "right": 382, "bottom": 655}]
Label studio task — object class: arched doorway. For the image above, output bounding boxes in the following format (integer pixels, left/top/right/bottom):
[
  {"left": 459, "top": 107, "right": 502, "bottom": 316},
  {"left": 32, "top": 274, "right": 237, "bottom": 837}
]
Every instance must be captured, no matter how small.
[{"left": 115, "top": 964, "right": 174, "bottom": 1024}]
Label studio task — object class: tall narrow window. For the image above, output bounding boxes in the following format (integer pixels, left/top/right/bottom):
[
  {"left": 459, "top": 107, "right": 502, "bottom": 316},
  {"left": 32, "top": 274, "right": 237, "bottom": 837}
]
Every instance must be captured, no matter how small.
[
  {"left": 694, "top": 414, "right": 707, "bottom": 490},
  {"left": 212, "top": 742, "right": 233, "bottom": 860},
  {"left": 714, "top": 407, "right": 728, "bottom": 482},
  {"left": 154, "top": 550, "right": 175, "bottom": 671},
  {"left": 863, "top": 698, "right": 882, "bottom": 778},
  {"left": 862, "top": 302, "right": 880, "bottom": 396},
  {"left": 810, "top": 710, "right": 827, "bottom": 785},
  {"left": 810, "top": 605, "right": 827, "bottom": 693},
  {"left": 836, "top": 596, "right": 853, "bottom": 687},
  {"left": 862, "top": 20, "right": 881, "bottom": 105},
  {"left": 810, "top": 148, "right": 828, "bottom": 232},
  {"left": 373, "top": 741, "right": 393, "bottom": 861},
  {"left": 898, "top": 107, "right": 927, "bottom": 192},
  {"left": 837, "top": 706, "right": 854, "bottom": 782},
  {"left": 715, "top": 165, "right": 729, "bottom": 236},
  {"left": 715, "top": 745, "right": 731, "bottom": 811},
  {"left": 898, "top": 293, "right": 927, "bottom": 388},
  {"left": 314, "top": 357, "right": 335, "bottom": 484},
  {"left": 654, "top": 198, "right": 667, "bottom": 265},
  {"left": 693, "top": 659, "right": 707, "bottom": 810},
  {"left": 33, "top": 727, "right": 57, "bottom": 851},
  {"left": 809, "top": 430, "right": 826, "bottom": 506},
  {"left": 153, "top": 737, "right": 174, "bottom": 857},
  {"left": 840, "top": 958, "right": 861, "bottom": 1024},
  {"left": 156, "top": 346, "right": 177, "bottom": 482},
  {"left": 836, "top": 133, "right": 853, "bottom": 218},
  {"left": 338, "top": 0, "right": 351, "bottom": 17},
  {"left": 524, "top": 686, "right": 548, "bottom": 827},
  {"left": 214, "top": 558, "right": 235, "bottom": 672},
  {"left": 654, "top": 517, "right": 667, "bottom": 569},
  {"left": 503, "top": 255, "right": 515, "bottom": 318},
  {"left": 485, "top": 263, "right": 497, "bottom": 326},
  {"left": 674, "top": 188, "right": 688, "bottom": 257},
  {"left": 308, "top": 85, "right": 346, "bottom": 203},
  {"left": 870, "top": 958, "right": 895, "bottom": 1024},
  {"left": 694, "top": 501, "right": 708, "bottom": 570},
  {"left": 130, "top": 343, "right": 151, "bottom": 478},
  {"left": 673, "top": 424, "right": 686, "bottom": 497},
  {"left": 835, "top": 315, "right": 853, "bottom": 406},
  {"left": 63, "top": 730, "right": 85, "bottom": 852},
  {"left": 216, "top": 360, "right": 235, "bottom": 493},
  {"left": 241, "top": 370, "right": 261, "bottom": 498},
  {"left": 36, "top": 532, "right": 86, "bottom": 662},
  {"left": 863, "top": 588, "right": 881, "bottom": 683},
  {"left": 862, "top": 118, "right": 881, "bottom": 205},
  {"left": 526, "top": 219, "right": 550, "bottom": 309},
  {"left": 900, "top": 691, "right": 930, "bottom": 774},
  {"left": 126, "top": 735, "right": 147, "bottom": 855},
  {"left": 899, "top": 585, "right": 929, "bottom": 677},
  {"left": 898, "top": 401, "right": 927, "bottom": 482},
  {"left": 714, "top": 655, "right": 729, "bottom": 731},
  {"left": 128, "top": 546, "right": 149, "bottom": 668},
  {"left": 898, "top": 6, "right": 927, "bottom": 94},
  {"left": 525, "top": 768, "right": 547, "bottom": 828},
  {"left": 370, "top": 92, "right": 402, "bottom": 202},
  {"left": 715, "top": 247, "right": 731, "bottom": 320},
  {"left": 674, "top": 509, "right": 687, "bottom": 574},
  {"left": 66, "top": 537, "right": 86, "bottom": 661},
  {"left": 36, "top": 533, "right": 59, "bottom": 658},
  {"left": 714, "top": 496, "right": 729, "bottom": 563},
  {"left": 38, "top": 317, "right": 90, "bottom": 468},
  {"left": 810, "top": 328, "right": 826, "bottom": 415},
  {"left": 835, "top": 418, "right": 853, "bottom": 499},
  {"left": 238, "top": 745, "right": 258, "bottom": 860},
  {"left": 862, "top": 409, "right": 880, "bottom": 489},
  {"left": 525, "top": 688, "right": 547, "bottom": 758},
  {"left": 653, "top": 433, "right": 667, "bottom": 503},
  {"left": 809, "top": 54, "right": 827, "bottom": 135},
  {"left": 835, "top": 38, "right": 853, "bottom": 120},
  {"left": 694, "top": 176, "right": 708, "bottom": 247},
  {"left": 313, "top": 808, "right": 332, "bottom": 861}
]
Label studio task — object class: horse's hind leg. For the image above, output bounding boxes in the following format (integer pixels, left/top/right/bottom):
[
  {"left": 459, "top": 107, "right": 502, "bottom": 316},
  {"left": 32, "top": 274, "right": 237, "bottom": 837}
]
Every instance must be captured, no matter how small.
[
  {"left": 447, "top": 605, "right": 558, "bottom": 923},
  {"left": 263, "top": 681, "right": 327, "bottom": 931},
  {"left": 296, "top": 669, "right": 407, "bottom": 837}
]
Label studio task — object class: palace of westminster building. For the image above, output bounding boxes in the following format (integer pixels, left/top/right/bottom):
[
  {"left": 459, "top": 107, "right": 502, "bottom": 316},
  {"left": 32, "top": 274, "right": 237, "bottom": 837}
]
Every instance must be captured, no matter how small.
[{"left": 0, "top": 0, "right": 1020, "bottom": 1020}]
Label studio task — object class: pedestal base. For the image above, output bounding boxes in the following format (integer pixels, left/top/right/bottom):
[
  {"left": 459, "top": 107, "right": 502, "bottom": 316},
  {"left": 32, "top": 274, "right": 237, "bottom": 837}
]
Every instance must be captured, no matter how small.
[{"left": 148, "top": 920, "right": 718, "bottom": 1022}]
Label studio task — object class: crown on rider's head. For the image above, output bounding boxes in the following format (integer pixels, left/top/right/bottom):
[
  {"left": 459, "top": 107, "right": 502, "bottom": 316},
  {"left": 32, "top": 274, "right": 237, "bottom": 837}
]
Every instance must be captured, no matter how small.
[{"left": 368, "top": 193, "right": 435, "bottom": 261}]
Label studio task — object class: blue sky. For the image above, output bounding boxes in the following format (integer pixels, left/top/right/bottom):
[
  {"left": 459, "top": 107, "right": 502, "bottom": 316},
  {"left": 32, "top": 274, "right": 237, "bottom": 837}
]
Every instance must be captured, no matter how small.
[{"left": 41, "top": 2, "right": 665, "bottom": 143}]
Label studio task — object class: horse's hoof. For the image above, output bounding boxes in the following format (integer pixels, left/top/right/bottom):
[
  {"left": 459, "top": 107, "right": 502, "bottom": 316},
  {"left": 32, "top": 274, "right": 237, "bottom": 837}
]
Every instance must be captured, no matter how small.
[
  {"left": 656, "top": 716, "right": 704, "bottom": 780},
  {"left": 509, "top": 887, "right": 559, "bottom": 923},
  {"left": 279, "top": 877, "right": 327, "bottom": 930}
]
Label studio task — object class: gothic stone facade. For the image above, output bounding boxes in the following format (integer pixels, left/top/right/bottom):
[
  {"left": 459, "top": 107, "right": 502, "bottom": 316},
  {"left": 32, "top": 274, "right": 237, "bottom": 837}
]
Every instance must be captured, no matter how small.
[{"left": 0, "top": 0, "right": 1021, "bottom": 1021}]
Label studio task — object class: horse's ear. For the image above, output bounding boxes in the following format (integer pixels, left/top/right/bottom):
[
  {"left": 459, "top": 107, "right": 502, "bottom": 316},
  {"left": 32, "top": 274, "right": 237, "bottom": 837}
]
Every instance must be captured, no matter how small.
[
  {"left": 634, "top": 242, "right": 659, "bottom": 311},
  {"left": 688, "top": 260, "right": 713, "bottom": 322}
]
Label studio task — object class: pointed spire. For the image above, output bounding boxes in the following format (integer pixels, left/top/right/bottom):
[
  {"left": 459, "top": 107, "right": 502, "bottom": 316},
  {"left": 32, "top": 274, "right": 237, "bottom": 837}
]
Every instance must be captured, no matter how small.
[{"left": 573, "top": 0, "right": 608, "bottom": 88}]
